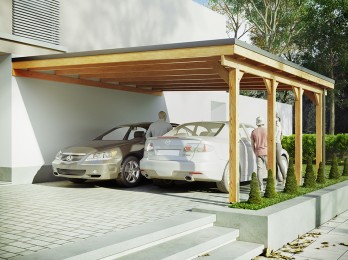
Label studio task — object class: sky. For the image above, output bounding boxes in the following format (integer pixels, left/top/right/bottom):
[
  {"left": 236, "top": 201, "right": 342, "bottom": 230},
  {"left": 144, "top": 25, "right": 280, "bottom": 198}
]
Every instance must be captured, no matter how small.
[{"left": 193, "top": 0, "right": 209, "bottom": 6}]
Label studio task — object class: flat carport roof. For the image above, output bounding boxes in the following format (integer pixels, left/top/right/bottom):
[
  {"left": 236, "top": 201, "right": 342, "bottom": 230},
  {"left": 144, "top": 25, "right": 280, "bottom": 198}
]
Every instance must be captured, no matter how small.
[{"left": 11, "top": 38, "right": 334, "bottom": 202}]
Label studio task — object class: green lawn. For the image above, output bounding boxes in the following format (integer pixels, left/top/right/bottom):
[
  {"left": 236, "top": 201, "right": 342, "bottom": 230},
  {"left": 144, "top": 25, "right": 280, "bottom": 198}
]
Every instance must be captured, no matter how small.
[{"left": 229, "top": 165, "right": 347, "bottom": 210}]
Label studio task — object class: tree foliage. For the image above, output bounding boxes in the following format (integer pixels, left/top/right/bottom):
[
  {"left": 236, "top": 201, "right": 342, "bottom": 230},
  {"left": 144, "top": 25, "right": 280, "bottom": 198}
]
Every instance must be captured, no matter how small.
[
  {"left": 208, "top": 0, "right": 348, "bottom": 133},
  {"left": 293, "top": 0, "right": 348, "bottom": 134},
  {"left": 208, "top": 0, "right": 251, "bottom": 38}
]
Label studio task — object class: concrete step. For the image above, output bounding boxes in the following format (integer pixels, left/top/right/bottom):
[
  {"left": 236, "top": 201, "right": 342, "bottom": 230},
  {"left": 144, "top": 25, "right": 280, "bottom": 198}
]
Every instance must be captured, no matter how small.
[
  {"left": 194, "top": 240, "right": 264, "bottom": 260},
  {"left": 115, "top": 226, "right": 239, "bottom": 260},
  {"left": 15, "top": 212, "right": 216, "bottom": 260}
]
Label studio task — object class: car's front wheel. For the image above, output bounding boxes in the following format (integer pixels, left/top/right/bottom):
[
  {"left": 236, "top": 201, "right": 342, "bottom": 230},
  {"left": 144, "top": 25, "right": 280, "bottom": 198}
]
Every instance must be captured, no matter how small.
[{"left": 116, "top": 156, "right": 142, "bottom": 187}]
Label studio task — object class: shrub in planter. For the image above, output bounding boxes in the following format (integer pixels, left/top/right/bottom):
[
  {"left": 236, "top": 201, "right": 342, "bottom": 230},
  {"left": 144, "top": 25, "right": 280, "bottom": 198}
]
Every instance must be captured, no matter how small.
[
  {"left": 248, "top": 172, "right": 262, "bottom": 204},
  {"left": 343, "top": 158, "right": 348, "bottom": 177},
  {"left": 329, "top": 154, "right": 340, "bottom": 179},
  {"left": 316, "top": 162, "right": 326, "bottom": 184},
  {"left": 284, "top": 158, "right": 298, "bottom": 194},
  {"left": 303, "top": 156, "right": 316, "bottom": 188},
  {"left": 264, "top": 169, "right": 277, "bottom": 198}
]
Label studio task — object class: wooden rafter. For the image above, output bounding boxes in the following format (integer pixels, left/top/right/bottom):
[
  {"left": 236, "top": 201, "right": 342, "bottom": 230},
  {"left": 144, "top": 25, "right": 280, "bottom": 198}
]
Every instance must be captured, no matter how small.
[{"left": 13, "top": 70, "right": 162, "bottom": 96}]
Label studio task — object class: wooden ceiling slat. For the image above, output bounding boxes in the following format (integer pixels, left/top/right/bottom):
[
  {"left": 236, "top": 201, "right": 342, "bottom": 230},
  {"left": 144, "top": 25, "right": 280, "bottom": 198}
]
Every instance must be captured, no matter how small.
[
  {"left": 130, "top": 81, "right": 226, "bottom": 86},
  {"left": 137, "top": 82, "right": 228, "bottom": 87},
  {"left": 55, "top": 60, "right": 216, "bottom": 75},
  {"left": 118, "top": 79, "right": 225, "bottom": 85},
  {"left": 27, "top": 56, "right": 221, "bottom": 71},
  {"left": 80, "top": 68, "right": 217, "bottom": 79},
  {"left": 102, "top": 75, "right": 222, "bottom": 83}
]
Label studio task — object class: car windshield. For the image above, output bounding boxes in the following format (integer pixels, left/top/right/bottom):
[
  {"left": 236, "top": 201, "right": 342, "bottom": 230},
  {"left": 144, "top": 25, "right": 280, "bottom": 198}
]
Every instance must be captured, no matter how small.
[
  {"left": 95, "top": 126, "right": 147, "bottom": 141},
  {"left": 165, "top": 122, "right": 225, "bottom": 137}
]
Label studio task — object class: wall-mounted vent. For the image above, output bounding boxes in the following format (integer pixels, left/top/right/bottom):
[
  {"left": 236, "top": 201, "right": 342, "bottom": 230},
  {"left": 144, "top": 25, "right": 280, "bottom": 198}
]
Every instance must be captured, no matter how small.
[{"left": 12, "top": 0, "right": 60, "bottom": 45}]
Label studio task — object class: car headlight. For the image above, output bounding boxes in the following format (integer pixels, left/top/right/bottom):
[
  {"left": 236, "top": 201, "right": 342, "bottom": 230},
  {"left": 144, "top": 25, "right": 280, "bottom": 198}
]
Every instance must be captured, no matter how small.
[
  {"left": 85, "top": 150, "right": 117, "bottom": 161},
  {"left": 55, "top": 151, "right": 62, "bottom": 160}
]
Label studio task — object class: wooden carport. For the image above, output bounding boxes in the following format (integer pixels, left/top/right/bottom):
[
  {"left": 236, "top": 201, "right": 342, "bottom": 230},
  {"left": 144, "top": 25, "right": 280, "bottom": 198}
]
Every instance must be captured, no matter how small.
[{"left": 12, "top": 39, "right": 334, "bottom": 202}]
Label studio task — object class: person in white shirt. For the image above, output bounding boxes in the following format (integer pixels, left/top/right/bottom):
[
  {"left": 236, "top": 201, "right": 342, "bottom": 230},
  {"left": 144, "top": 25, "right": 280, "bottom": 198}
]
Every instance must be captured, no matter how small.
[
  {"left": 276, "top": 112, "right": 287, "bottom": 185},
  {"left": 146, "top": 111, "right": 173, "bottom": 138}
]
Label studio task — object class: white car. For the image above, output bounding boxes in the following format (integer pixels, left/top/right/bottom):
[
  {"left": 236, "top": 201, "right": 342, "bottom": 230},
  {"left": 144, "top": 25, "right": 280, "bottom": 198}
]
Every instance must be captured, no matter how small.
[{"left": 140, "top": 121, "right": 289, "bottom": 193}]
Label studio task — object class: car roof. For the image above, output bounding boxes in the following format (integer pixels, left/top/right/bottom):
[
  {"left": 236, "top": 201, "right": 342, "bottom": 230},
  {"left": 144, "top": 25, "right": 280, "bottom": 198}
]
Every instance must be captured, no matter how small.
[{"left": 118, "top": 122, "right": 152, "bottom": 127}]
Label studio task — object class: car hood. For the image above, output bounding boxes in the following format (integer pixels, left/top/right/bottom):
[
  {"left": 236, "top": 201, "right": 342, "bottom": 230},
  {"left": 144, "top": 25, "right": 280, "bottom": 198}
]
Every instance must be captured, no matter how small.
[{"left": 61, "top": 140, "right": 132, "bottom": 154}]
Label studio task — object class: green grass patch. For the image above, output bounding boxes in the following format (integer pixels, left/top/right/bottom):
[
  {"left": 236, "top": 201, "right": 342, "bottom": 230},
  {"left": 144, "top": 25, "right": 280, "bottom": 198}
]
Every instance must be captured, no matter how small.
[{"left": 229, "top": 168, "right": 348, "bottom": 210}]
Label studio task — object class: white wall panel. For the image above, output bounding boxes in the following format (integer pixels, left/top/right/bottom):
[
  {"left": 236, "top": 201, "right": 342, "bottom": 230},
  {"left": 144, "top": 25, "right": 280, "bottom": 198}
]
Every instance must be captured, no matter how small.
[
  {"left": 10, "top": 77, "right": 167, "bottom": 183},
  {"left": 163, "top": 91, "right": 293, "bottom": 135},
  {"left": 0, "top": 55, "right": 12, "bottom": 168},
  {"left": 60, "top": 0, "right": 227, "bottom": 51}
]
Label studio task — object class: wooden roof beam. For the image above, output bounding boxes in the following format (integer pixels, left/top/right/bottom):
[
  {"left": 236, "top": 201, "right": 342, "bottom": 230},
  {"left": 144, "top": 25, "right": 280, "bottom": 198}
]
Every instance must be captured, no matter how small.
[
  {"left": 233, "top": 45, "right": 334, "bottom": 89},
  {"left": 12, "top": 70, "right": 162, "bottom": 96},
  {"left": 13, "top": 45, "right": 234, "bottom": 70},
  {"left": 221, "top": 55, "right": 323, "bottom": 94}
]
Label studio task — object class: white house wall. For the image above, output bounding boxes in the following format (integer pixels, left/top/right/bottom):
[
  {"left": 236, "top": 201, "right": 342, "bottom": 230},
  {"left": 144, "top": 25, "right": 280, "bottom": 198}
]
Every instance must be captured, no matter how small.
[
  {"left": 164, "top": 92, "right": 293, "bottom": 135},
  {"left": 60, "top": 0, "right": 227, "bottom": 51},
  {"left": 0, "top": 55, "right": 12, "bottom": 181},
  {"left": 10, "top": 77, "right": 168, "bottom": 183}
]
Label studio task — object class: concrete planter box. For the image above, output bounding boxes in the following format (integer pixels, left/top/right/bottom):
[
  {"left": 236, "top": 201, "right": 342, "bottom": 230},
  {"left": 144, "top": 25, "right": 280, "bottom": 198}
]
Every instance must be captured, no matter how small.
[{"left": 193, "top": 181, "right": 348, "bottom": 250}]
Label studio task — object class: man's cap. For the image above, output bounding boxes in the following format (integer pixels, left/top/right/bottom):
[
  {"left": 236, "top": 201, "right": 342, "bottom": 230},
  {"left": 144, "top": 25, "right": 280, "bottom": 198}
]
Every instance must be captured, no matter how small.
[{"left": 256, "top": 116, "right": 265, "bottom": 126}]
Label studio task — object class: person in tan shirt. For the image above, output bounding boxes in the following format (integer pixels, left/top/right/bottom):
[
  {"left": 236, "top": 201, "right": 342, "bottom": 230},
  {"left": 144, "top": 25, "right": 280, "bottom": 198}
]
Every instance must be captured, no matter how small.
[{"left": 251, "top": 116, "right": 267, "bottom": 191}]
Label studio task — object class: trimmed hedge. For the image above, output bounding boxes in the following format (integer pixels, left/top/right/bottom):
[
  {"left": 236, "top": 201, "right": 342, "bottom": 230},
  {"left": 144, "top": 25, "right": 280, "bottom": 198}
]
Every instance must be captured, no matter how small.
[{"left": 282, "top": 134, "right": 348, "bottom": 162}]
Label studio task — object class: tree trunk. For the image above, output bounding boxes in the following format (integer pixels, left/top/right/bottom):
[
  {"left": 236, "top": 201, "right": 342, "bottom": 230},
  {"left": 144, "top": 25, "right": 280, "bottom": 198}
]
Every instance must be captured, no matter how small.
[
  {"left": 329, "top": 91, "right": 335, "bottom": 135},
  {"left": 329, "top": 66, "right": 335, "bottom": 135}
]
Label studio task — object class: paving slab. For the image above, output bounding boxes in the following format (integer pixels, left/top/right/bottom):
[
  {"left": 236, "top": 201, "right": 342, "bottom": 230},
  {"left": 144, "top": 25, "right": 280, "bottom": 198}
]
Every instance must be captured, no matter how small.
[
  {"left": 0, "top": 181, "right": 230, "bottom": 259},
  {"left": 1, "top": 180, "right": 348, "bottom": 259}
]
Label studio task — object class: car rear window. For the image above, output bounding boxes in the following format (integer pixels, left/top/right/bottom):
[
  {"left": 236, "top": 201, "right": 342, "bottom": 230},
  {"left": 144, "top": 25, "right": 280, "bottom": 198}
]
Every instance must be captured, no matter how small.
[{"left": 165, "top": 122, "right": 225, "bottom": 137}]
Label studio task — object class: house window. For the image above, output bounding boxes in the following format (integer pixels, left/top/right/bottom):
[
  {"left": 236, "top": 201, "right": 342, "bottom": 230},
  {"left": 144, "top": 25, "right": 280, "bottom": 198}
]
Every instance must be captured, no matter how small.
[{"left": 12, "top": 0, "right": 60, "bottom": 45}]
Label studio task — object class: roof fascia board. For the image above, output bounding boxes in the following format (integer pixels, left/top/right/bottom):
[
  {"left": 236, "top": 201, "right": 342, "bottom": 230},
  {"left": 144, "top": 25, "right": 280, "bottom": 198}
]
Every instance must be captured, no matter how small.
[{"left": 233, "top": 38, "right": 335, "bottom": 85}]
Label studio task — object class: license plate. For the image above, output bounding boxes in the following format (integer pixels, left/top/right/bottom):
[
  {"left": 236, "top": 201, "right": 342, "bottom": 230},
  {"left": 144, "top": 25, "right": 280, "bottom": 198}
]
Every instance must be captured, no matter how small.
[{"left": 157, "top": 149, "right": 180, "bottom": 156}]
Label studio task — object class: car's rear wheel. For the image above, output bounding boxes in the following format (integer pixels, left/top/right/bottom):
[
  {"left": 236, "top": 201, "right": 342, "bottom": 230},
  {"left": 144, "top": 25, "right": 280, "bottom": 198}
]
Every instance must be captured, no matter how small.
[
  {"left": 69, "top": 178, "right": 87, "bottom": 184},
  {"left": 216, "top": 163, "right": 242, "bottom": 193},
  {"left": 153, "top": 179, "right": 175, "bottom": 188},
  {"left": 216, "top": 163, "right": 230, "bottom": 193},
  {"left": 117, "top": 156, "right": 142, "bottom": 187}
]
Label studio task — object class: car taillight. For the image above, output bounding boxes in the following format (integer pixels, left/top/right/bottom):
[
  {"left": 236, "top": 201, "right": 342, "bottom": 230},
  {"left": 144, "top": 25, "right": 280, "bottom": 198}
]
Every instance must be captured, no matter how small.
[
  {"left": 184, "top": 143, "right": 213, "bottom": 153},
  {"left": 145, "top": 142, "right": 154, "bottom": 152}
]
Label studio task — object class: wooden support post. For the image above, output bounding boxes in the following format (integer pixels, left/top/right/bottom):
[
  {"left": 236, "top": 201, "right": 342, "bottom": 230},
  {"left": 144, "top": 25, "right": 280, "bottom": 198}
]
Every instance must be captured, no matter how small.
[
  {"left": 229, "top": 69, "right": 243, "bottom": 203},
  {"left": 293, "top": 86, "right": 303, "bottom": 185},
  {"left": 265, "top": 79, "right": 278, "bottom": 176},
  {"left": 315, "top": 92, "right": 323, "bottom": 172}
]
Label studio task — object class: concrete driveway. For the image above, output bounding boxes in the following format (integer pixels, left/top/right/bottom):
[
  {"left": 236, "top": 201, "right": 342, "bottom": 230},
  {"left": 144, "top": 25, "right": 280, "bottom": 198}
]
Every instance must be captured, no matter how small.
[{"left": 0, "top": 180, "right": 244, "bottom": 259}]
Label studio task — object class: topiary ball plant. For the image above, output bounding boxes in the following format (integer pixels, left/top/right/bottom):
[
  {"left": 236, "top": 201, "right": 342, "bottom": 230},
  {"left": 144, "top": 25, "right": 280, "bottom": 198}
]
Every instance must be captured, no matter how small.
[
  {"left": 343, "top": 158, "right": 348, "bottom": 177},
  {"left": 303, "top": 156, "right": 316, "bottom": 188},
  {"left": 264, "top": 169, "right": 277, "bottom": 198},
  {"left": 284, "top": 158, "right": 298, "bottom": 194},
  {"left": 248, "top": 172, "right": 262, "bottom": 204},
  {"left": 329, "top": 154, "right": 340, "bottom": 179},
  {"left": 316, "top": 162, "right": 326, "bottom": 184}
]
